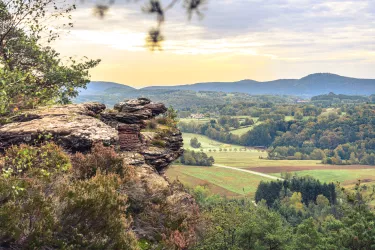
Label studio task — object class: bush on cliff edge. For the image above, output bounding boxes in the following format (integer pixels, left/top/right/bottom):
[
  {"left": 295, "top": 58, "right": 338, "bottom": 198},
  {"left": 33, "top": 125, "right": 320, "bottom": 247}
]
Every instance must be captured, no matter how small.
[{"left": 0, "top": 143, "right": 138, "bottom": 249}]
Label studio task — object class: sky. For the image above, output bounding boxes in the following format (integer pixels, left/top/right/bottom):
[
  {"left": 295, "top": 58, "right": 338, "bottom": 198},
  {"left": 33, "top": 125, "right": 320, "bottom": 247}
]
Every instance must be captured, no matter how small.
[{"left": 52, "top": 0, "right": 375, "bottom": 87}]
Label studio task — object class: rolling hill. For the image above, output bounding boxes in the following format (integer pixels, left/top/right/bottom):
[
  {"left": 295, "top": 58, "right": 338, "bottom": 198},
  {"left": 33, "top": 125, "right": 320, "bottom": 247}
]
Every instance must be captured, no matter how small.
[
  {"left": 143, "top": 73, "right": 375, "bottom": 96},
  {"left": 74, "top": 73, "right": 375, "bottom": 107},
  {"left": 77, "top": 81, "right": 136, "bottom": 95}
]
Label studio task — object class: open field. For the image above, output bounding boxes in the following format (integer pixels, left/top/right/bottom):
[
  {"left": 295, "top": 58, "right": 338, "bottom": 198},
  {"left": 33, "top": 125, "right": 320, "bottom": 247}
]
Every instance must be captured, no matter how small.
[
  {"left": 229, "top": 126, "right": 255, "bottom": 135},
  {"left": 179, "top": 118, "right": 211, "bottom": 124},
  {"left": 207, "top": 151, "right": 325, "bottom": 168},
  {"left": 166, "top": 166, "right": 240, "bottom": 197},
  {"left": 171, "top": 132, "right": 375, "bottom": 199},
  {"left": 182, "top": 133, "right": 245, "bottom": 151},
  {"left": 166, "top": 165, "right": 269, "bottom": 197},
  {"left": 167, "top": 162, "right": 375, "bottom": 199},
  {"left": 248, "top": 165, "right": 375, "bottom": 173},
  {"left": 271, "top": 169, "right": 375, "bottom": 186}
]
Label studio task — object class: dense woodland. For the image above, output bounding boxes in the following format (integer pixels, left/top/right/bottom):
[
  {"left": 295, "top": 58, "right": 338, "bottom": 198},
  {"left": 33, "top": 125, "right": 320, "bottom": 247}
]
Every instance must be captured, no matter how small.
[
  {"left": 178, "top": 94, "right": 375, "bottom": 165},
  {"left": 178, "top": 149, "right": 215, "bottom": 166},
  {"left": 192, "top": 179, "right": 375, "bottom": 250}
]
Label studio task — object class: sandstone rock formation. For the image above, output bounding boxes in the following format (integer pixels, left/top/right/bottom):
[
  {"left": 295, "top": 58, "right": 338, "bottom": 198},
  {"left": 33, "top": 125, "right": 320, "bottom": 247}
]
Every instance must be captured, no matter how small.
[
  {"left": 0, "top": 103, "right": 117, "bottom": 152},
  {"left": 0, "top": 98, "right": 183, "bottom": 173},
  {"left": 0, "top": 98, "right": 197, "bottom": 247},
  {"left": 100, "top": 98, "right": 183, "bottom": 173}
]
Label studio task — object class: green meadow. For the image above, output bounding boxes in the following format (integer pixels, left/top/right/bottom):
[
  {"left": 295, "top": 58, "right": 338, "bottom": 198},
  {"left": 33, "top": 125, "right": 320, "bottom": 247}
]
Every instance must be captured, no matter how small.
[{"left": 166, "top": 132, "right": 375, "bottom": 199}]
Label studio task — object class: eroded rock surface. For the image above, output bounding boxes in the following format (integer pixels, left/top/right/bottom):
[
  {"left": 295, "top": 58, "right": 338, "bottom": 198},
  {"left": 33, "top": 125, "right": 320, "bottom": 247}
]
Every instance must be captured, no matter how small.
[
  {"left": 0, "top": 98, "right": 197, "bottom": 248},
  {"left": 0, "top": 103, "right": 117, "bottom": 152},
  {"left": 0, "top": 98, "right": 183, "bottom": 173}
]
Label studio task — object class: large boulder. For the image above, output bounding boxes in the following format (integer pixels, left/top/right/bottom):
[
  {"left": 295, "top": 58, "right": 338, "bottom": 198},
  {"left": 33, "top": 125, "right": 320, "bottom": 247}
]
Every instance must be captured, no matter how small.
[{"left": 0, "top": 103, "right": 117, "bottom": 152}]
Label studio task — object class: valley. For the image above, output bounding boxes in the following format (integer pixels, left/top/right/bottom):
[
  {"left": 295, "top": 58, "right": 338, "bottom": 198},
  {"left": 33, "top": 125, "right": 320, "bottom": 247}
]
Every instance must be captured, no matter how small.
[
  {"left": 167, "top": 138, "right": 375, "bottom": 198},
  {"left": 3, "top": 0, "right": 375, "bottom": 248},
  {"left": 168, "top": 141, "right": 375, "bottom": 198},
  {"left": 166, "top": 98, "right": 375, "bottom": 199}
]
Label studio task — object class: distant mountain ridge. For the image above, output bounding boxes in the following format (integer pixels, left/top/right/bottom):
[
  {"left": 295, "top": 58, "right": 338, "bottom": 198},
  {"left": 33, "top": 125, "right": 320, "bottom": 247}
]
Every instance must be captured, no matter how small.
[
  {"left": 79, "top": 73, "right": 375, "bottom": 100},
  {"left": 78, "top": 81, "right": 136, "bottom": 95},
  {"left": 141, "top": 73, "right": 375, "bottom": 96}
]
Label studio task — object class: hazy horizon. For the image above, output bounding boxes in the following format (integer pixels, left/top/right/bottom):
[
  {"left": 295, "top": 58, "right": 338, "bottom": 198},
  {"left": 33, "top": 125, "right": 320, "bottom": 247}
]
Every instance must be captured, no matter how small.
[
  {"left": 89, "top": 72, "right": 375, "bottom": 89},
  {"left": 53, "top": 0, "right": 375, "bottom": 87}
]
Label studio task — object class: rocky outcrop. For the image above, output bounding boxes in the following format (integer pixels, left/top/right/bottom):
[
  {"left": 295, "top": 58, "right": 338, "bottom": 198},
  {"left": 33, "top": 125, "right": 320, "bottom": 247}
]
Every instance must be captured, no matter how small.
[
  {"left": 142, "top": 131, "right": 184, "bottom": 173},
  {"left": 0, "top": 98, "right": 183, "bottom": 173},
  {"left": 101, "top": 98, "right": 166, "bottom": 125},
  {"left": 101, "top": 98, "right": 183, "bottom": 173},
  {"left": 0, "top": 103, "right": 117, "bottom": 152},
  {"left": 0, "top": 98, "right": 198, "bottom": 248}
]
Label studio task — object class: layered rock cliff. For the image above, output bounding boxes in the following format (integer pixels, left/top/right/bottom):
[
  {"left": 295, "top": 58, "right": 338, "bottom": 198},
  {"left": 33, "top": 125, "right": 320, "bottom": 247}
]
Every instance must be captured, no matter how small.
[
  {"left": 0, "top": 98, "right": 198, "bottom": 248},
  {"left": 0, "top": 98, "right": 183, "bottom": 173}
]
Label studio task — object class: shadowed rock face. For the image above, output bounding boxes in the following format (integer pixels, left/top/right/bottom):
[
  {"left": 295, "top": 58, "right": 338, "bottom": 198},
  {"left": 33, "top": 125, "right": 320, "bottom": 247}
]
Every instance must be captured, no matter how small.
[{"left": 101, "top": 98, "right": 182, "bottom": 173}]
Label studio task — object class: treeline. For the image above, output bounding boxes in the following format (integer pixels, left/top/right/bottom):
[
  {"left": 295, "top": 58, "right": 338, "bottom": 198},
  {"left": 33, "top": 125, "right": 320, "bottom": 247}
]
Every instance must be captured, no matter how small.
[
  {"left": 192, "top": 178, "right": 375, "bottom": 250},
  {"left": 179, "top": 101, "right": 322, "bottom": 118},
  {"left": 178, "top": 149, "right": 215, "bottom": 166},
  {"left": 178, "top": 92, "right": 373, "bottom": 118},
  {"left": 178, "top": 103, "right": 323, "bottom": 145},
  {"left": 311, "top": 92, "right": 371, "bottom": 105},
  {"left": 180, "top": 102, "right": 375, "bottom": 165},
  {"left": 260, "top": 105, "right": 375, "bottom": 165},
  {"left": 179, "top": 119, "right": 241, "bottom": 145},
  {"left": 255, "top": 177, "right": 336, "bottom": 207}
]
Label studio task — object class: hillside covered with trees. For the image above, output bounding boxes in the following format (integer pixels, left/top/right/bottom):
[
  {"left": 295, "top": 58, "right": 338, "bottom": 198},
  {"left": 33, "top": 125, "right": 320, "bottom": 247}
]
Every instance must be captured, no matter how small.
[{"left": 178, "top": 97, "right": 375, "bottom": 165}]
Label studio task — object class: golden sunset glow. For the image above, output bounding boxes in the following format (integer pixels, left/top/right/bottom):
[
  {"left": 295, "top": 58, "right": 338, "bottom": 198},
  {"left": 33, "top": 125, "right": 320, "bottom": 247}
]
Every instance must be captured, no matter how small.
[{"left": 52, "top": 1, "right": 375, "bottom": 87}]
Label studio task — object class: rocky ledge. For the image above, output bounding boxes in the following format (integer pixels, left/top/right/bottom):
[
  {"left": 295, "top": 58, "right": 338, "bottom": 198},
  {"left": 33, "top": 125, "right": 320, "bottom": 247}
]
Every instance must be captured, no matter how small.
[
  {"left": 0, "top": 103, "right": 117, "bottom": 152},
  {"left": 0, "top": 98, "right": 198, "bottom": 247},
  {"left": 0, "top": 98, "right": 183, "bottom": 173}
]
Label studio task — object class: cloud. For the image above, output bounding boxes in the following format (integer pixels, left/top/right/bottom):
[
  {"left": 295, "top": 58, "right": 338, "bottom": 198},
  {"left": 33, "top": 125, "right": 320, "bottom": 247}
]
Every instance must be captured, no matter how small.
[{"left": 52, "top": 0, "right": 375, "bottom": 84}]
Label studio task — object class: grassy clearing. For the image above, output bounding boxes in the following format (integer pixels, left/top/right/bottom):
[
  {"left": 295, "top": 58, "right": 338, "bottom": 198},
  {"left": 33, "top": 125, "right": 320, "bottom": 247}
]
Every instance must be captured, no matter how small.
[
  {"left": 230, "top": 126, "right": 255, "bottom": 136},
  {"left": 166, "top": 165, "right": 269, "bottom": 197},
  {"left": 229, "top": 119, "right": 262, "bottom": 135},
  {"left": 207, "top": 151, "right": 324, "bottom": 168},
  {"left": 167, "top": 166, "right": 241, "bottom": 197},
  {"left": 182, "top": 133, "right": 245, "bottom": 151},
  {"left": 271, "top": 169, "right": 375, "bottom": 186},
  {"left": 319, "top": 108, "right": 339, "bottom": 117},
  {"left": 179, "top": 118, "right": 211, "bottom": 124},
  {"left": 285, "top": 116, "right": 312, "bottom": 121}
]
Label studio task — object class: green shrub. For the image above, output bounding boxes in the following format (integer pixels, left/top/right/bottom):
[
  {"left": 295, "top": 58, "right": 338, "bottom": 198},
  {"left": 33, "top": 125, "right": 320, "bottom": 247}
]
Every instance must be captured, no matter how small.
[
  {"left": 1, "top": 142, "right": 71, "bottom": 179},
  {"left": 180, "top": 150, "right": 214, "bottom": 166},
  {"left": 0, "top": 143, "right": 139, "bottom": 249},
  {"left": 71, "top": 143, "right": 131, "bottom": 179},
  {"left": 151, "top": 139, "right": 167, "bottom": 148},
  {"left": 58, "top": 173, "right": 138, "bottom": 249},
  {"left": 190, "top": 137, "right": 201, "bottom": 148}
]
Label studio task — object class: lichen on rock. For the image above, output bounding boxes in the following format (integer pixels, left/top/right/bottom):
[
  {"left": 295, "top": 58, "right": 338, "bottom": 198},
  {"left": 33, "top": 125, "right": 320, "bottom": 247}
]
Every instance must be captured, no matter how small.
[{"left": 0, "top": 103, "right": 117, "bottom": 153}]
